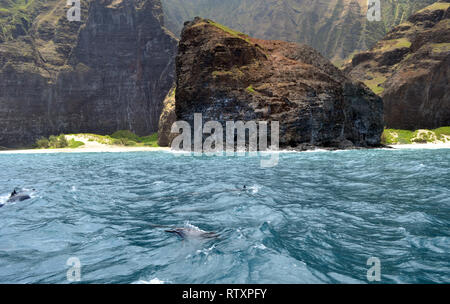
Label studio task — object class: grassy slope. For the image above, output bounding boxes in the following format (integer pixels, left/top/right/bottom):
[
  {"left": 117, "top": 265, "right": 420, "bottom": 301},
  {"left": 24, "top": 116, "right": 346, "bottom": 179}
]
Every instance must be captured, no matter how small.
[
  {"left": 0, "top": 0, "right": 39, "bottom": 42},
  {"left": 382, "top": 127, "right": 450, "bottom": 145},
  {"left": 42, "top": 128, "right": 450, "bottom": 148},
  {"left": 35, "top": 131, "right": 160, "bottom": 149}
]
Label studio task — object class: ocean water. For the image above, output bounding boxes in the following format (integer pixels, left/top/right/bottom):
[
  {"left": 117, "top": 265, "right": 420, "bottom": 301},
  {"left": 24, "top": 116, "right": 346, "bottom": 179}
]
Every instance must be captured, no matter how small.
[{"left": 0, "top": 149, "right": 449, "bottom": 284}]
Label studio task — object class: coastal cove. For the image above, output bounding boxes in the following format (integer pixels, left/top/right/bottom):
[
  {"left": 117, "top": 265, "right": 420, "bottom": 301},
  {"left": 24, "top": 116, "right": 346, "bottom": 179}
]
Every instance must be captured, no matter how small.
[{"left": 0, "top": 0, "right": 448, "bottom": 287}]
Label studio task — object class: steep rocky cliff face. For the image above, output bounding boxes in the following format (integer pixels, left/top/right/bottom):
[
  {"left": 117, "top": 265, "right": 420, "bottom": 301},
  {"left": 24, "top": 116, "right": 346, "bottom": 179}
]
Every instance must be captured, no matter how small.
[
  {"left": 157, "top": 85, "right": 176, "bottom": 147},
  {"left": 161, "top": 0, "right": 438, "bottom": 63},
  {"left": 0, "top": 0, "right": 177, "bottom": 147},
  {"left": 344, "top": 2, "right": 450, "bottom": 130},
  {"left": 159, "top": 18, "right": 383, "bottom": 149}
]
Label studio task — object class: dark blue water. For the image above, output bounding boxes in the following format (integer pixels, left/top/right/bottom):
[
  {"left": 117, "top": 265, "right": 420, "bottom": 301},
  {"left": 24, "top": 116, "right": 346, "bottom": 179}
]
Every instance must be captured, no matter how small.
[{"left": 0, "top": 149, "right": 449, "bottom": 283}]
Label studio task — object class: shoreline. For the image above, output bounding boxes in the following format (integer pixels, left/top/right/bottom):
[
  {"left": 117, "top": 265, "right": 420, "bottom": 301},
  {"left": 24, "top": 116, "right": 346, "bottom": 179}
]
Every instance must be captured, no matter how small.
[
  {"left": 0, "top": 146, "right": 171, "bottom": 154},
  {"left": 1, "top": 142, "right": 450, "bottom": 154},
  {"left": 387, "top": 142, "right": 450, "bottom": 150},
  {"left": 0, "top": 134, "right": 171, "bottom": 154}
]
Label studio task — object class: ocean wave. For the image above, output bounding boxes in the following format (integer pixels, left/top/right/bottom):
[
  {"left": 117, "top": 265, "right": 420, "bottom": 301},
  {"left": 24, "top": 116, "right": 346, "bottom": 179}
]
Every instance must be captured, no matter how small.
[
  {"left": 0, "top": 149, "right": 448, "bottom": 283},
  {"left": 133, "top": 278, "right": 166, "bottom": 284}
]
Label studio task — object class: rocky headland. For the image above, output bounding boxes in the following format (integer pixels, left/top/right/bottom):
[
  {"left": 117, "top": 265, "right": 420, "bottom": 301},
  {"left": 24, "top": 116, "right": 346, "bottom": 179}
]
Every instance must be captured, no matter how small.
[{"left": 158, "top": 17, "right": 384, "bottom": 150}]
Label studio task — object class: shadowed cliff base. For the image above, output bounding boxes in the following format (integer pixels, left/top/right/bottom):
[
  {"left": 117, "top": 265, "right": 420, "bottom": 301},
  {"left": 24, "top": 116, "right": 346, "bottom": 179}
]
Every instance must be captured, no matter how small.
[{"left": 158, "top": 18, "right": 384, "bottom": 150}]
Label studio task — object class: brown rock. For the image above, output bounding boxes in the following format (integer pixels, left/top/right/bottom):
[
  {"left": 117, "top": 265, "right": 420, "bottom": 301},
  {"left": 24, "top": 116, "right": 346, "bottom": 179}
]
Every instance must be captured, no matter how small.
[
  {"left": 344, "top": 3, "right": 450, "bottom": 130},
  {"left": 157, "top": 86, "right": 177, "bottom": 147},
  {"left": 159, "top": 18, "right": 383, "bottom": 149}
]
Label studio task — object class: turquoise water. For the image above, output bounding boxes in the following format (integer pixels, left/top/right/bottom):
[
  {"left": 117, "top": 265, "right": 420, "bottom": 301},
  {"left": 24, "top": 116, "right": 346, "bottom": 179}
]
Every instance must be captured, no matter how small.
[{"left": 0, "top": 149, "right": 449, "bottom": 284}]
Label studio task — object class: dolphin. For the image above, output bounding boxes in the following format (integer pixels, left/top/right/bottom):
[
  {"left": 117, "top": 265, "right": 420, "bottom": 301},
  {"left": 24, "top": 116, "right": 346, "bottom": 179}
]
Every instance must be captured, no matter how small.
[
  {"left": 149, "top": 223, "right": 218, "bottom": 240},
  {"left": 7, "top": 189, "right": 31, "bottom": 203},
  {"left": 165, "top": 227, "right": 218, "bottom": 239}
]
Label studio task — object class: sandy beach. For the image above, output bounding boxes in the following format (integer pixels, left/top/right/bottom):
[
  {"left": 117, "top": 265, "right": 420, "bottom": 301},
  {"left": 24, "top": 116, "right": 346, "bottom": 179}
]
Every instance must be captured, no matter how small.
[
  {"left": 1, "top": 134, "right": 449, "bottom": 154},
  {"left": 0, "top": 146, "right": 171, "bottom": 154},
  {"left": 0, "top": 134, "right": 171, "bottom": 154},
  {"left": 1, "top": 141, "right": 450, "bottom": 154},
  {"left": 388, "top": 142, "right": 450, "bottom": 150}
]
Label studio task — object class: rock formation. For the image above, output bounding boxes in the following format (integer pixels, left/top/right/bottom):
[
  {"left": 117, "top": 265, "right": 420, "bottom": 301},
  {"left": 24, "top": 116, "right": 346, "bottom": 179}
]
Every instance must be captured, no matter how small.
[
  {"left": 158, "top": 18, "right": 384, "bottom": 149},
  {"left": 344, "top": 2, "right": 450, "bottom": 130},
  {"left": 0, "top": 0, "right": 177, "bottom": 147},
  {"left": 157, "top": 85, "right": 176, "bottom": 147}
]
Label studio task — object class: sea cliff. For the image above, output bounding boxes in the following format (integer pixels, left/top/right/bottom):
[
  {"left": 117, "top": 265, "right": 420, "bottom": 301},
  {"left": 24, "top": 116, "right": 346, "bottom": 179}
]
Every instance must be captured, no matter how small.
[
  {"left": 0, "top": 0, "right": 177, "bottom": 148},
  {"left": 159, "top": 18, "right": 384, "bottom": 150}
]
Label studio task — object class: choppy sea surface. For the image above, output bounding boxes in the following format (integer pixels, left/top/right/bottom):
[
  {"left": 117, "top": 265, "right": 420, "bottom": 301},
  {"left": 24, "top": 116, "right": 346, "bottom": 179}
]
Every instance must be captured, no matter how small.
[{"left": 0, "top": 149, "right": 449, "bottom": 284}]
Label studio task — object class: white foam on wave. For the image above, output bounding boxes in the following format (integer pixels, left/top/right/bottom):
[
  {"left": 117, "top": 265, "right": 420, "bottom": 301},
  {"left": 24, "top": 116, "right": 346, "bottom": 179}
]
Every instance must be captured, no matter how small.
[
  {"left": 133, "top": 278, "right": 166, "bottom": 284},
  {"left": 196, "top": 244, "right": 216, "bottom": 255},
  {"left": 305, "top": 149, "right": 330, "bottom": 153},
  {"left": 0, "top": 194, "right": 9, "bottom": 205},
  {"left": 167, "top": 149, "right": 193, "bottom": 155},
  {"left": 167, "top": 149, "right": 334, "bottom": 156},
  {"left": 261, "top": 149, "right": 329, "bottom": 154},
  {"left": 248, "top": 185, "right": 261, "bottom": 194},
  {"left": 253, "top": 243, "right": 267, "bottom": 250},
  {"left": 184, "top": 221, "right": 206, "bottom": 233}
]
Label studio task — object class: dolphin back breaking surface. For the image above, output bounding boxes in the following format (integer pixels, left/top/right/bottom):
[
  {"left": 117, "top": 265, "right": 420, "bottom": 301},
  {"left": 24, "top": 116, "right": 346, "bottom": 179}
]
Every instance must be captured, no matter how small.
[
  {"left": 6, "top": 189, "right": 32, "bottom": 203},
  {"left": 163, "top": 222, "right": 219, "bottom": 240},
  {"left": 165, "top": 228, "right": 218, "bottom": 239}
]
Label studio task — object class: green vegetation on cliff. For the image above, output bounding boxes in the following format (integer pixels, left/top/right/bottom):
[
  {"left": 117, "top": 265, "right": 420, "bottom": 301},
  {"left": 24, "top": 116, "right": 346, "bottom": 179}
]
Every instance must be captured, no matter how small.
[
  {"left": 417, "top": 1, "right": 450, "bottom": 12},
  {"left": 0, "top": 0, "right": 39, "bottom": 42},
  {"left": 36, "top": 134, "right": 84, "bottom": 149},
  {"left": 206, "top": 19, "right": 251, "bottom": 43},
  {"left": 378, "top": 38, "right": 412, "bottom": 52},
  {"left": 431, "top": 42, "right": 450, "bottom": 53},
  {"left": 363, "top": 73, "right": 387, "bottom": 95},
  {"left": 246, "top": 85, "right": 256, "bottom": 94},
  {"left": 382, "top": 127, "right": 450, "bottom": 145},
  {"left": 35, "top": 131, "right": 159, "bottom": 149},
  {"left": 110, "top": 130, "right": 159, "bottom": 147},
  {"left": 433, "top": 127, "right": 450, "bottom": 140}
]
